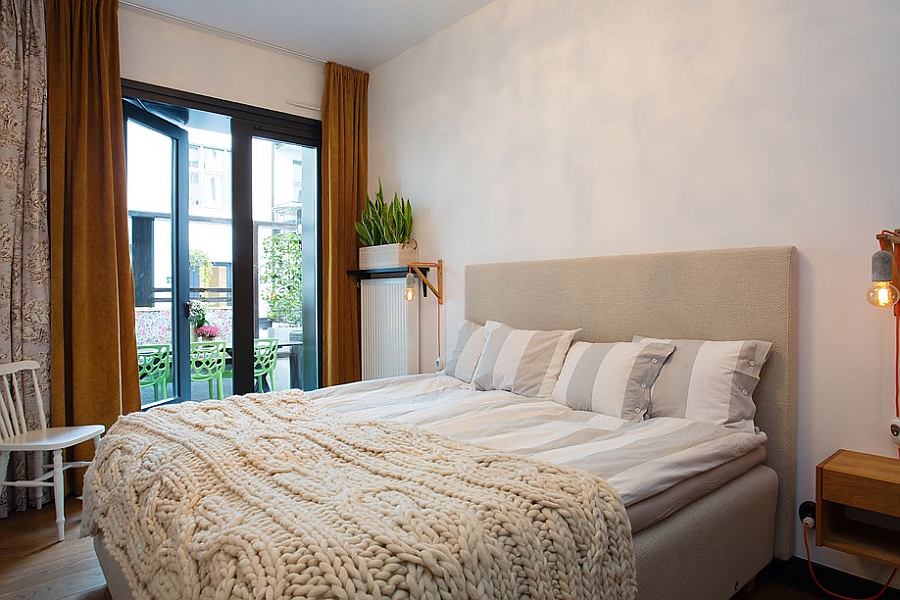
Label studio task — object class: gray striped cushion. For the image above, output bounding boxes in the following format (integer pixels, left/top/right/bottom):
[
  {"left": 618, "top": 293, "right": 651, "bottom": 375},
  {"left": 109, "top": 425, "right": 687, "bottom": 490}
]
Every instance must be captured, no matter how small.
[
  {"left": 444, "top": 321, "right": 486, "bottom": 382},
  {"left": 633, "top": 336, "right": 772, "bottom": 432},
  {"left": 472, "top": 321, "right": 579, "bottom": 398},
  {"left": 552, "top": 341, "right": 676, "bottom": 421}
]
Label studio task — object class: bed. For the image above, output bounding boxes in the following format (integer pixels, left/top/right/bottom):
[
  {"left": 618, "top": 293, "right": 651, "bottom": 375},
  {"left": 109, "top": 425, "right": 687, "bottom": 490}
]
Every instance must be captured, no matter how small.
[{"left": 85, "top": 245, "right": 798, "bottom": 600}]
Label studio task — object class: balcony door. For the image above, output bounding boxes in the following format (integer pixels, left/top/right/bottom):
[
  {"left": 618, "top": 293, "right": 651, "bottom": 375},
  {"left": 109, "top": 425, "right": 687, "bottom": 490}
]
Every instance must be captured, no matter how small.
[
  {"left": 124, "top": 83, "right": 322, "bottom": 407},
  {"left": 125, "top": 101, "right": 192, "bottom": 406}
]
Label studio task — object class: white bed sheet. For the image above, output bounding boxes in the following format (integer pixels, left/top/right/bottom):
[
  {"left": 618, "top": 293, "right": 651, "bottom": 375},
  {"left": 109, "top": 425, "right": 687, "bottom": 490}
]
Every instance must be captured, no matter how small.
[{"left": 307, "top": 374, "right": 768, "bottom": 507}]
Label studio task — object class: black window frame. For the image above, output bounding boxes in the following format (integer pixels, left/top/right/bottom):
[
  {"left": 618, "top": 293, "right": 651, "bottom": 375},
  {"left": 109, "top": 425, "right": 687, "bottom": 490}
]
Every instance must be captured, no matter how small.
[{"left": 122, "top": 79, "right": 323, "bottom": 394}]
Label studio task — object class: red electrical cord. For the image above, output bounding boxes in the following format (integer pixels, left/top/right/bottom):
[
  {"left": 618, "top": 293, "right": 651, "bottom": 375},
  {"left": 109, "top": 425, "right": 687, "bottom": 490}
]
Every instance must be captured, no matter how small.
[
  {"left": 894, "top": 313, "right": 899, "bottom": 416},
  {"left": 880, "top": 230, "right": 900, "bottom": 459},
  {"left": 803, "top": 524, "right": 897, "bottom": 599}
]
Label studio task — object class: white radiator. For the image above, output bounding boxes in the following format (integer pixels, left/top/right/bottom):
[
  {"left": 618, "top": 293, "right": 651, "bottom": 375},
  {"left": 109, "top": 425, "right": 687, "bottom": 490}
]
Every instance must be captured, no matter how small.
[{"left": 360, "top": 278, "right": 419, "bottom": 380}]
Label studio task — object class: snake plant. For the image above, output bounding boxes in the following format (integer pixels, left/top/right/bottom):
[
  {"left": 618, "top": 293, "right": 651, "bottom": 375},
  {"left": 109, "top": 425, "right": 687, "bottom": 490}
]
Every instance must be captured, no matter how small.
[{"left": 355, "top": 179, "right": 414, "bottom": 246}]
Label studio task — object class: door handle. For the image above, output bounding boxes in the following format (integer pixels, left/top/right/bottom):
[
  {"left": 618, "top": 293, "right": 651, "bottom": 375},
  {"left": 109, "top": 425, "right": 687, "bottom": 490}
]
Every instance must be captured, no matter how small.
[{"left": 183, "top": 301, "right": 191, "bottom": 319}]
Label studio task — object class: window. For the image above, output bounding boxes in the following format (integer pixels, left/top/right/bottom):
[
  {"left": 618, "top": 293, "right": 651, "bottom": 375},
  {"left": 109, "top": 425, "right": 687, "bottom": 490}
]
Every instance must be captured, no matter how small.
[{"left": 123, "top": 79, "right": 322, "bottom": 401}]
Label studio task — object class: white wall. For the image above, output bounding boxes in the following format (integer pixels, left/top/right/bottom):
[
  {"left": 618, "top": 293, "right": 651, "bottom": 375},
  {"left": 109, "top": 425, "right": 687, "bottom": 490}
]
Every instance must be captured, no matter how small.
[
  {"left": 118, "top": 6, "right": 324, "bottom": 120},
  {"left": 369, "top": 0, "right": 900, "bottom": 583}
]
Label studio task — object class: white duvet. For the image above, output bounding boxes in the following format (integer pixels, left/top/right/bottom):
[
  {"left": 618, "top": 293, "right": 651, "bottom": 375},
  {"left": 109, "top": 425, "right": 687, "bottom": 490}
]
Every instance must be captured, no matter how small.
[{"left": 308, "top": 374, "right": 768, "bottom": 507}]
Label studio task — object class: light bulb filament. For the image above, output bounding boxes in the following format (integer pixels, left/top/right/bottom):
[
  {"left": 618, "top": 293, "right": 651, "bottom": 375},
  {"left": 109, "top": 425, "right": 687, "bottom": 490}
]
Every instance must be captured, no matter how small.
[{"left": 867, "top": 281, "right": 900, "bottom": 308}]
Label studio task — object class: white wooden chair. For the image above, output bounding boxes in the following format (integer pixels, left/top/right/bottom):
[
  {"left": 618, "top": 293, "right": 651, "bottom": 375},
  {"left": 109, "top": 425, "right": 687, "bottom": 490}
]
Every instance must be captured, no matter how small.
[{"left": 0, "top": 360, "right": 104, "bottom": 541}]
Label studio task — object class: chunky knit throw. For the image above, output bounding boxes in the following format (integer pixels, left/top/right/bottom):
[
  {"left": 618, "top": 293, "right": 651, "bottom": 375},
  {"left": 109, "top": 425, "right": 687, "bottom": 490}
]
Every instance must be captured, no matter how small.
[{"left": 83, "top": 391, "right": 635, "bottom": 600}]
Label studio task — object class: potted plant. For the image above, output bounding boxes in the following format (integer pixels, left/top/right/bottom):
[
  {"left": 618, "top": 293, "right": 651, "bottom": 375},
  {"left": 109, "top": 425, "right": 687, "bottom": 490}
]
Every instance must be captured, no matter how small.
[
  {"left": 189, "top": 249, "right": 213, "bottom": 288},
  {"left": 355, "top": 179, "right": 417, "bottom": 270},
  {"left": 189, "top": 299, "right": 207, "bottom": 341},
  {"left": 195, "top": 323, "right": 221, "bottom": 341}
]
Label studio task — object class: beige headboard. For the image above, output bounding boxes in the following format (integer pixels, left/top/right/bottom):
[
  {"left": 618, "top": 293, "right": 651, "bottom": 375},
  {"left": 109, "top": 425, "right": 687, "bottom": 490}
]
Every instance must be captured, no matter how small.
[{"left": 465, "top": 246, "right": 798, "bottom": 561}]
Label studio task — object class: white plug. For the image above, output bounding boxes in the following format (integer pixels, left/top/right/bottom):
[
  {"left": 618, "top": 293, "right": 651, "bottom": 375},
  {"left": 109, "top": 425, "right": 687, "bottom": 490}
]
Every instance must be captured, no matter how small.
[
  {"left": 890, "top": 417, "right": 900, "bottom": 447},
  {"left": 798, "top": 501, "right": 816, "bottom": 530}
]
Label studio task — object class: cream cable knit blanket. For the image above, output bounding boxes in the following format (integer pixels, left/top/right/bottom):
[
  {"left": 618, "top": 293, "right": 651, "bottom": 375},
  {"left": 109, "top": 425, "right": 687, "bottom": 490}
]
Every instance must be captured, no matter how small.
[{"left": 83, "top": 391, "right": 635, "bottom": 600}]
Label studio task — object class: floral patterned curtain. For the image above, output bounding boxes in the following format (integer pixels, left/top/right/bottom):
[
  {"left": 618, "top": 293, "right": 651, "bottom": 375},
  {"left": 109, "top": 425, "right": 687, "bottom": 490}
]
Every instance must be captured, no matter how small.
[{"left": 0, "top": 0, "right": 49, "bottom": 517}]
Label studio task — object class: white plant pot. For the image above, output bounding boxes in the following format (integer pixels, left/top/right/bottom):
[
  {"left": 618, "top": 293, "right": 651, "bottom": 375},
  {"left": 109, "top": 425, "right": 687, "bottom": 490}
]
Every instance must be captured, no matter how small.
[{"left": 358, "top": 242, "right": 418, "bottom": 270}]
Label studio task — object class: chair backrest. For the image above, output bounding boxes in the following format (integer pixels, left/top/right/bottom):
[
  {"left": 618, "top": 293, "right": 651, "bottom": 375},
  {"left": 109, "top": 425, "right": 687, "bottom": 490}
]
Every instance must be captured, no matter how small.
[
  {"left": 0, "top": 360, "right": 45, "bottom": 440},
  {"left": 253, "top": 339, "right": 279, "bottom": 376},
  {"left": 190, "top": 341, "right": 227, "bottom": 379},
  {"left": 137, "top": 344, "right": 170, "bottom": 384}
]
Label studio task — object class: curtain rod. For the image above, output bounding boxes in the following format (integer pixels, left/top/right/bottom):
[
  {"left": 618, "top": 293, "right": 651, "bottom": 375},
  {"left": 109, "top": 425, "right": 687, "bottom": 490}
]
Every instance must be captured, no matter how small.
[{"left": 118, "top": 1, "right": 327, "bottom": 65}]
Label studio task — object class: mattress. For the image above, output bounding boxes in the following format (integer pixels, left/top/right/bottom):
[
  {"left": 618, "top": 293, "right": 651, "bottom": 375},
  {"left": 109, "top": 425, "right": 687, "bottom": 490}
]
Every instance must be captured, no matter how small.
[
  {"left": 625, "top": 445, "right": 766, "bottom": 532},
  {"left": 308, "top": 373, "right": 768, "bottom": 523}
]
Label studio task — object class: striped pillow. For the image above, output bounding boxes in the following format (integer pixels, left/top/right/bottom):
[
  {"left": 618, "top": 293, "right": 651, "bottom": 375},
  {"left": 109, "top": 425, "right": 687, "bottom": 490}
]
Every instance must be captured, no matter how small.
[
  {"left": 552, "top": 341, "right": 676, "bottom": 421},
  {"left": 444, "top": 321, "right": 486, "bottom": 382},
  {"left": 472, "top": 321, "right": 579, "bottom": 398},
  {"left": 633, "top": 336, "right": 773, "bottom": 432}
]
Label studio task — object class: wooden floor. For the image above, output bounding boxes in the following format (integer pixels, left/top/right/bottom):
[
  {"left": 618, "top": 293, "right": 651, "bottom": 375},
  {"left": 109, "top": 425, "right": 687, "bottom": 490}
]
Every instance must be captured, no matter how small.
[
  {"left": 0, "top": 498, "right": 823, "bottom": 600},
  {"left": 0, "top": 498, "right": 108, "bottom": 600}
]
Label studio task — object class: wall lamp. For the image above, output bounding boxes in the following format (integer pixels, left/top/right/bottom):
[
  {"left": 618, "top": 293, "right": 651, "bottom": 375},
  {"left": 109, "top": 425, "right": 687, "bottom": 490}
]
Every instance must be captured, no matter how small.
[
  {"left": 868, "top": 229, "right": 900, "bottom": 315},
  {"left": 405, "top": 260, "right": 443, "bottom": 305},
  {"left": 405, "top": 260, "right": 445, "bottom": 369},
  {"left": 868, "top": 229, "right": 900, "bottom": 452}
]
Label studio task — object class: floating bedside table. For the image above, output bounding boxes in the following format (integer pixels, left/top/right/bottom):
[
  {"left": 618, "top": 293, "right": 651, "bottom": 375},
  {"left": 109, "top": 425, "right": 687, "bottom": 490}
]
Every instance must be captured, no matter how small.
[{"left": 815, "top": 449, "right": 900, "bottom": 568}]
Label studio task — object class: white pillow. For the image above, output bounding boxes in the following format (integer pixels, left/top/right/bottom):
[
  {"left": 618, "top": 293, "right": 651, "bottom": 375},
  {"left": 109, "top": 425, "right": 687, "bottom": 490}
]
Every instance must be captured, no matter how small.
[
  {"left": 552, "top": 341, "right": 675, "bottom": 421},
  {"left": 444, "top": 321, "right": 486, "bottom": 383},
  {"left": 472, "top": 321, "right": 579, "bottom": 398},
  {"left": 633, "top": 335, "right": 772, "bottom": 432}
]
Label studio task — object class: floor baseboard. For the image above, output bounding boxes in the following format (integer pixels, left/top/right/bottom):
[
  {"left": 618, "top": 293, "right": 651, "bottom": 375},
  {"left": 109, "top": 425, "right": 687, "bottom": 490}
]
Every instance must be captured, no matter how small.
[{"left": 761, "top": 558, "right": 899, "bottom": 599}]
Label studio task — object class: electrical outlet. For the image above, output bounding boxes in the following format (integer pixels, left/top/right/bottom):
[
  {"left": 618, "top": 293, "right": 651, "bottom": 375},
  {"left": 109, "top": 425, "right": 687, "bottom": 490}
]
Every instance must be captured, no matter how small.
[
  {"left": 435, "top": 357, "right": 444, "bottom": 370},
  {"left": 799, "top": 501, "right": 816, "bottom": 529},
  {"left": 891, "top": 417, "right": 900, "bottom": 447}
]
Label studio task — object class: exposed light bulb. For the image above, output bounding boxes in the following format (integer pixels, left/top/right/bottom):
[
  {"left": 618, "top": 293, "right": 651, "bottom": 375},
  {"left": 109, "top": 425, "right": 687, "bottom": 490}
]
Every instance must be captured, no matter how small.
[
  {"left": 867, "top": 281, "right": 900, "bottom": 308},
  {"left": 869, "top": 250, "right": 899, "bottom": 308},
  {"left": 404, "top": 272, "right": 416, "bottom": 302}
]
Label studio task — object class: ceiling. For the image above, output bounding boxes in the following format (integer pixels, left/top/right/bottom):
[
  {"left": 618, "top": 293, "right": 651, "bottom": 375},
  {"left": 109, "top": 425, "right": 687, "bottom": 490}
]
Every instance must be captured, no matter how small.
[{"left": 119, "top": 0, "right": 496, "bottom": 72}]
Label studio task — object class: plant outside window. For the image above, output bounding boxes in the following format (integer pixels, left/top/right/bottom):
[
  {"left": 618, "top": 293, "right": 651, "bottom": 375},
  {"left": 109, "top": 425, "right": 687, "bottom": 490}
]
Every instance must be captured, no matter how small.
[{"left": 261, "top": 232, "right": 302, "bottom": 327}]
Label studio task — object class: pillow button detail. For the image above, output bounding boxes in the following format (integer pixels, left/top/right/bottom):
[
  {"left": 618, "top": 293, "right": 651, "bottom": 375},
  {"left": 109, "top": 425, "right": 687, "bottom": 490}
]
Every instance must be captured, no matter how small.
[
  {"left": 749, "top": 360, "right": 756, "bottom": 367},
  {"left": 742, "top": 389, "right": 749, "bottom": 395},
  {"left": 634, "top": 407, "right": 641, "bottom": 413},
  {"left": 640, "top": 382, "right": 647, "bottom": 389},
  {"left": 651, "top": 358, "right": 658, "bottom": 364}
]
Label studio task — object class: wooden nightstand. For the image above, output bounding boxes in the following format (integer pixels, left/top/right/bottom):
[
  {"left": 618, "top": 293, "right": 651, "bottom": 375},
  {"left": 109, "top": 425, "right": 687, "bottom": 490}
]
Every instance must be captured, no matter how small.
[{"left": 815, "top": 449, "right": 900, "bottom": 568}]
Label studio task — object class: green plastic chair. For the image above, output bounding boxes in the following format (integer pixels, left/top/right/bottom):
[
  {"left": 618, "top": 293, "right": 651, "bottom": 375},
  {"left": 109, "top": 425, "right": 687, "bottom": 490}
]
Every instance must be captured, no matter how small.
[
  {"left": 190, "top": 341, "right": 227, "bottom": 400},
  {"left": 253, "top": 338, "right": 279, "bottom": 392},
  {"left": 137, "top": 344, "right": 170, "bottom": 402}
]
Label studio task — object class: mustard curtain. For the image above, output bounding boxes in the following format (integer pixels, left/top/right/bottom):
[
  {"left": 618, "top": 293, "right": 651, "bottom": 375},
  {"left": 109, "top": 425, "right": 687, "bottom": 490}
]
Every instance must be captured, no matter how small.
[
  {"left": 46, "top": 0, "right": 140, "bottom": 440},
  {"left": 321, "top": 63, "right": 369, "bottom": 386}
]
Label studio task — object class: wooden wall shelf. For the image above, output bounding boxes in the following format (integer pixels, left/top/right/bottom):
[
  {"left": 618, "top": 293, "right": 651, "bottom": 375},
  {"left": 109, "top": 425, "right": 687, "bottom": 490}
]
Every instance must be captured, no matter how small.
[
  {"left": 347, "top": 267, "right": 432, "bottom": 297},
  {"left": 346, "top": 267, "right": 427, "bottom": 279}
]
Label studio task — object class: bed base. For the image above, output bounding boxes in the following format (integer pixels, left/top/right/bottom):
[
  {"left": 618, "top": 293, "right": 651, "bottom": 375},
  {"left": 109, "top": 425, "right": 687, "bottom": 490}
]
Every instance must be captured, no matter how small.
[{"left": 633, "top": 464, "right": 777, "bottom": 600}]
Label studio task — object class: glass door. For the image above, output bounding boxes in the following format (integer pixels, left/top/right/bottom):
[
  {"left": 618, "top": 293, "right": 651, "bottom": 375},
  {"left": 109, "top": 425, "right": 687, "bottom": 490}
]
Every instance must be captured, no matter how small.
[
  {"left": 251, "top": 137, "right": 318, "bottom": 391},
  {"left": 126, "top": 100, "right": 239, "bottom": 405},
  {"left": 124, "top": 85, "right": 322, "bottom": 402},
  {"left": 125, "top": 101, "right": 190, "bottom": 407}
]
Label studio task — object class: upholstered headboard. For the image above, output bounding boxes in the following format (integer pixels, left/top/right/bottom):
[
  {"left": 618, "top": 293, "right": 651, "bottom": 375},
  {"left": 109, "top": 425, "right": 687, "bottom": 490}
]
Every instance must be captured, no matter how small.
[{"left": 465, "top": 246, "right": 798, "bottom": 561}]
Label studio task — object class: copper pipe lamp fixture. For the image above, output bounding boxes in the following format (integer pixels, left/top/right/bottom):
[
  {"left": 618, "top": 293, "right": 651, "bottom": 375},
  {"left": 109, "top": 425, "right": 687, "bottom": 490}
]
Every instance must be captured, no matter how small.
[
  {"left": 404, "top": 260, "right": 444, "bottom": 304},
  {"left": 405, "top": 260, "right": 445, "bottom": 369},
  {"left": 868, "top": 229, "right": 900, "bottom": 313}
]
